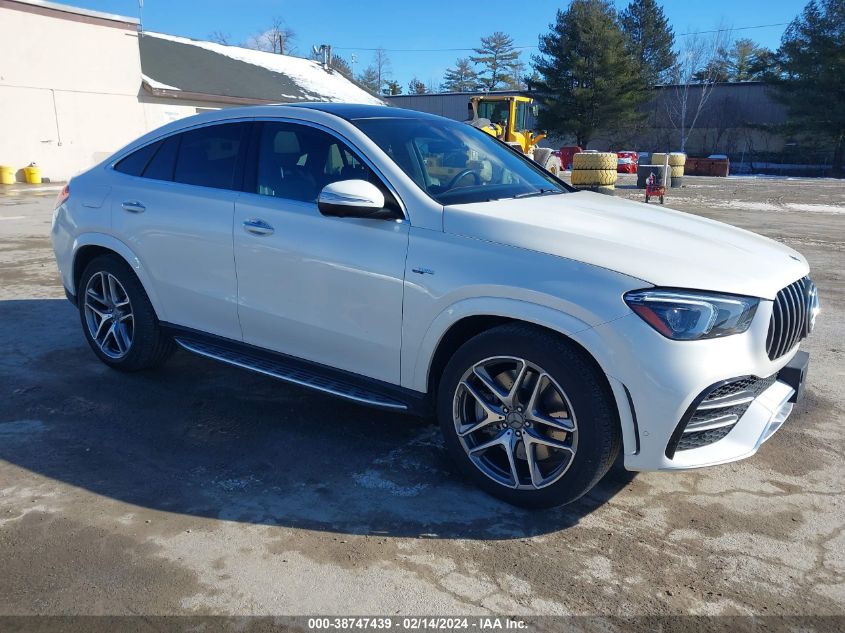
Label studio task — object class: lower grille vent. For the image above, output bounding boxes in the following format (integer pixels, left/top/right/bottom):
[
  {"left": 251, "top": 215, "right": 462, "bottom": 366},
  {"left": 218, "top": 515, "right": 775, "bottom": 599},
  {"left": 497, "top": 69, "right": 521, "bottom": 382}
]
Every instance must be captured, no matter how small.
[{"left": 668, "top": 374, "right": 776, "bottom": 456}]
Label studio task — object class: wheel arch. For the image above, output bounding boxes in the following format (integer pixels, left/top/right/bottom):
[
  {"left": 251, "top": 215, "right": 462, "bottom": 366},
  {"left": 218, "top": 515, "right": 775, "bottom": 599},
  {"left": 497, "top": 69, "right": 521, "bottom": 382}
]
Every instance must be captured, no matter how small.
[
  {"left": 416, "top": 298, "right": 596, "bottom": 391},
  {"left": 70, "top": 234, "right": 166, "bottom": 319},
  {"left": 413, "top": 298, "right": 637, "bottom": 456}
]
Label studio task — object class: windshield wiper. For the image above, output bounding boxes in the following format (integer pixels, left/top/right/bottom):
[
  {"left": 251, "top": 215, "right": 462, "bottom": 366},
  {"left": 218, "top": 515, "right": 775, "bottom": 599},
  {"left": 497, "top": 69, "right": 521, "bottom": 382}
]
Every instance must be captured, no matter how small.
[{"left": 510, "top": 188, "right": 562, "bottom": 199}]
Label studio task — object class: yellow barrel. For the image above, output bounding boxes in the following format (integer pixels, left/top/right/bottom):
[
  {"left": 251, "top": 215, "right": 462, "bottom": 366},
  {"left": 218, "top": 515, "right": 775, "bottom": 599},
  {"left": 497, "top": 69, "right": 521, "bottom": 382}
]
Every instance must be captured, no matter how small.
[
  {"left": 23, "top": 164, "right": 41, "bottom": 184},
  {"left": 0, "top": 165, "right": 14, "bottom": 185}
]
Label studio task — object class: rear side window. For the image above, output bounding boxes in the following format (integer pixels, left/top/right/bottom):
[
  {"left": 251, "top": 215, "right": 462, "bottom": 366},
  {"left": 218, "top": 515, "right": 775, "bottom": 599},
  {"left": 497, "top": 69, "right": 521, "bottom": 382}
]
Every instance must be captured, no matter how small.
[
  {"left": 143, "top": 135, "right": 179, "bottom": 181},
  {"left": 114, "top": 141, "right": 161, "bottom": 176},
  {"left": 173, "top": 123, "right": 248, "bottom": 190}
]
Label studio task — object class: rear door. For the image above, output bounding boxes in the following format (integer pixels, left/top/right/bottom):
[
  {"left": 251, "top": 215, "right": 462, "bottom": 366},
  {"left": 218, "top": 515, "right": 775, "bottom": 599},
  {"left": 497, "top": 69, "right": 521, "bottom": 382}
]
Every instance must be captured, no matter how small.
[
  {"left": 110, "top": 121, "right": 250, "bottom": 341},
  {"left": 233, "top": 120, "right": 409, "bottom": 384}
]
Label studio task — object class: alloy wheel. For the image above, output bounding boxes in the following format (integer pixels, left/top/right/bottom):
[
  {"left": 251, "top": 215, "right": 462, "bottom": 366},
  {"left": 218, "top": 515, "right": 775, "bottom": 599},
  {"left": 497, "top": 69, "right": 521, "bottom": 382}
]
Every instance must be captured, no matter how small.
[
  {"left": 452, "top": 356, "right": 578, "bottom": 490},
  {"left": 83, "top": 271, "right": 134, "bottom": 359}
]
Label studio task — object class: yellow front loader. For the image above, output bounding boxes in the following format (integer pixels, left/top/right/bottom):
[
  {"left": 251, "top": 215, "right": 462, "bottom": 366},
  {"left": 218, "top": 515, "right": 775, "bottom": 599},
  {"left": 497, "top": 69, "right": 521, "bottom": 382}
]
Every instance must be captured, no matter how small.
[{"left": 466, "top": 95, "right": 561, "bottom": 176}]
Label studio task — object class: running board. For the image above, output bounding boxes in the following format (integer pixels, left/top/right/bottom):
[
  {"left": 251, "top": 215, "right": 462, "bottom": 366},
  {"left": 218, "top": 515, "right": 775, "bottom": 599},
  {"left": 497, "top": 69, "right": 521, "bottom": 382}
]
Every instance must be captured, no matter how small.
[{"left": 174, "top": 337, "right": 409, "bottom": 411}]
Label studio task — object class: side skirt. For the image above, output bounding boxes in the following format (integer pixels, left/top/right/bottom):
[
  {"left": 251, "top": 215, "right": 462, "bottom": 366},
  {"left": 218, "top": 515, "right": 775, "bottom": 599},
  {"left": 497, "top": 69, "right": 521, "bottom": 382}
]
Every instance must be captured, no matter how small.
[{"left": 161, "top": 323, "right": 432, "bottom": 417}]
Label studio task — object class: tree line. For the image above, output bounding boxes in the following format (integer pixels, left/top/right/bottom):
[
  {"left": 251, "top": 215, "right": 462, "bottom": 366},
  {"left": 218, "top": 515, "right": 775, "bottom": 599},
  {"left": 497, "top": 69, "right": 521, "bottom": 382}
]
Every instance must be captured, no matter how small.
[
  {"left": 529, "top": 0, "right": 842, "bottom": 175},
  {"left": 212, "top": 0, "right": 844, "bottom": 176}
]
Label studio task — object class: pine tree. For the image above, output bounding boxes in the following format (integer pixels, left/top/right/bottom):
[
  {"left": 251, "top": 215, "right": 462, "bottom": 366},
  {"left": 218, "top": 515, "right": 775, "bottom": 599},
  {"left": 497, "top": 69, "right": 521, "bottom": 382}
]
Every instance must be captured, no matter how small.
[
  {"left": 442, "top": 58, "right": 480, "bottom": 92},
  {"left": 695, "top": 39, "right": 773, "bottom": 82},
  {"left": 471, "top": 32, "right": 521, "bottom": 90},
  {"left": 533, "top": 0, "right": 647, "bottom": 146},
  {"left": 408, "top": 77, "right": 428, "bottom": 94},
  {"left": 357, "top": 66, "right": 380, "bottom": 95},
  {"left": 384, "top": 80, "right": 402, "bottom": 95},
  {"left": 329, "top": 55, "right": 353, "bottom": 79},
  {"left": 772, "top": 0, "right": 845, "bottom": 176},
  {"left": 619, "top": 0, "right": 675, "bottom": 85}
]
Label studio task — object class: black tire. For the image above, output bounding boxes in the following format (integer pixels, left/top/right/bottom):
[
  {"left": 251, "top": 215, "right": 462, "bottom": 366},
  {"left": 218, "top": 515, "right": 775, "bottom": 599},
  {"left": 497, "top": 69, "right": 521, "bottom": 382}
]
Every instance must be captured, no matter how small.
[
  {"left": 671, "top": 176, "right": 684, "bottom": 188},
  {"left": 77, "top": 254, "right": 174, "bottom": 371},
  {"left": 437, "top": 323, "right": 621, "bottom": 509}
]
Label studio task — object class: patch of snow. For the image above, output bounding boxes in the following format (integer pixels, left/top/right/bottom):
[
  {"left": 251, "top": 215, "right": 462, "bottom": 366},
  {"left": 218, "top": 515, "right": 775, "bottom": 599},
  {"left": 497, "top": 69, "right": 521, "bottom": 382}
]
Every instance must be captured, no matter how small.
[
  {"left": 142, "top": 73, "right": 180, "bottom": 91},
  {"left": 213, "top": 475, "right": 260, "bottom": 491},
  {"left": 712, "top": 200, "right": 783, "bottom": 212},
  {"left": 784, "top": 203, "right": 845, "bottom": 214},
  {"left": 352, "top": 469, "right": 429, "bottom": 497},
  {"left": 0, "top": 419, "right": 47, "bottom": 435},
  {"left": 708, "top": 199, "right": 845, "bottom": 215},
  {"left": 147, "top": 32, "right": 382, "bottom": 105}
]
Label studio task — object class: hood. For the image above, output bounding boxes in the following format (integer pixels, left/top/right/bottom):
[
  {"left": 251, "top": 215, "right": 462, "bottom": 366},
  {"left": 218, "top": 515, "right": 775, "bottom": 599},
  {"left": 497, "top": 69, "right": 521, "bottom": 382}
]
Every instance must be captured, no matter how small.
[{"left": 444, "top": 191, "right": 808, "bottom": 300}]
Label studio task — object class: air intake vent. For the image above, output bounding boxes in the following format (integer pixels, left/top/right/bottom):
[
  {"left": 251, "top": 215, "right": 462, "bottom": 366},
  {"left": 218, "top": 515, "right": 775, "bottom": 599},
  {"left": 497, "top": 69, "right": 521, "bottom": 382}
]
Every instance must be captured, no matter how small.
[
  {"left": 766, "top": 277, "right": 816, "bottom": 361},
  {"left": 666, "top": 374, "right": 776, "bottom": 456}
]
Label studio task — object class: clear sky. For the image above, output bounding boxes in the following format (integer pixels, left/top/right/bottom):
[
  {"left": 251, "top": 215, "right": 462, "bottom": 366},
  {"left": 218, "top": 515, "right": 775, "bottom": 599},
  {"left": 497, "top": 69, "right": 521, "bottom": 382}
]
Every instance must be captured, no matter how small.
[{"left": 67, "top": 0, "right": 806, "bottom": 88}]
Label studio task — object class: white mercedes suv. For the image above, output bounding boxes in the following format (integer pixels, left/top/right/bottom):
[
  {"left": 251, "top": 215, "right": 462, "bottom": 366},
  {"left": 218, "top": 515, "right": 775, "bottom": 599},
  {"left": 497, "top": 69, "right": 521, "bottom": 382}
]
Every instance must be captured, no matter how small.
[{"left": 51, "top": 104, "right": 819, "bottom": 508}]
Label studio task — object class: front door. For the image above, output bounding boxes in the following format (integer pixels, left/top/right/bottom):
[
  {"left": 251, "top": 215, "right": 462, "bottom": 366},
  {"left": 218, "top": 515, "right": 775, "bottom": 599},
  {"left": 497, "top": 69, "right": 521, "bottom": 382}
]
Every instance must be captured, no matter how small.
[{"left": 233, "top": 121, "right": 409, "bottom": 384}]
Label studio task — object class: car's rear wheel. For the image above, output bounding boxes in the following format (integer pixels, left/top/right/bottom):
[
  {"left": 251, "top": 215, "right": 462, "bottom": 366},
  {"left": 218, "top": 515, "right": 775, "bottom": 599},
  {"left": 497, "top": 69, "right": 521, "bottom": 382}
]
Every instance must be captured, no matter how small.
[
  {"left": 437, "top": 323, "right": 620, "bottom": 508},
  {"left": 78, "top": 254, "right": 174, "bottom": 371}
]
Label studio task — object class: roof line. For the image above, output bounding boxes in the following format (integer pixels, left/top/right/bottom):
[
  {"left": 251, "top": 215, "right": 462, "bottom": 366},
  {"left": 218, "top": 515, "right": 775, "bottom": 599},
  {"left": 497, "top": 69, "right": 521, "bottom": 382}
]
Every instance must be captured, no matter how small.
[
  {"left": 1, "top": 0, "right": 138, "bottom": 25},
  {"left": 141, "top": 81, "right": 281, "bottom": 106}
]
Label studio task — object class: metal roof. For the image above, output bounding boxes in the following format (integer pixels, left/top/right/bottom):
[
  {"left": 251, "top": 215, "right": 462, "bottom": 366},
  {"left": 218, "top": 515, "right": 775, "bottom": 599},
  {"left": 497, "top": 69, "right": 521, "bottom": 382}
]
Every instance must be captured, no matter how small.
[
  {"left": 139, "top": 32, "right": 382, "bottom": 105},
  {"left": 5, "top": 0, "right": 138, "bottom": 24}
]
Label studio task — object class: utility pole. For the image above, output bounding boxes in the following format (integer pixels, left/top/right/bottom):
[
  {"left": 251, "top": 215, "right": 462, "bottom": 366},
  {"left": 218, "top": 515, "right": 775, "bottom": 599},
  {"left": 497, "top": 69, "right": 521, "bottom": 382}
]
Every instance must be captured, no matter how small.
[{"left": 313, "top": 44, "right": 332, "bottom": 70}]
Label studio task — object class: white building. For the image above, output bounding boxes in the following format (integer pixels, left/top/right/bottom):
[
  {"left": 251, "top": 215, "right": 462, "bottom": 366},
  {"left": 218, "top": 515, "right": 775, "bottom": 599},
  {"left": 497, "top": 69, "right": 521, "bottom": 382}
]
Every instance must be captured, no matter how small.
[{"left": 0, "top": 0, "right": 380, "bottom": 182}]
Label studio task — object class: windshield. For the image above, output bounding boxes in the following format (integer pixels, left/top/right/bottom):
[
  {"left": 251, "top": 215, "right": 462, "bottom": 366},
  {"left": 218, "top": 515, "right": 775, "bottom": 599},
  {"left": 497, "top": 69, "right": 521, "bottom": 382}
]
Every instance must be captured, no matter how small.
[
  {"left": 477, "top": 101, "right": 509, "bottom": 126},
  {"left": 352, "top": 117, "right": 567, "bottom": 205}
]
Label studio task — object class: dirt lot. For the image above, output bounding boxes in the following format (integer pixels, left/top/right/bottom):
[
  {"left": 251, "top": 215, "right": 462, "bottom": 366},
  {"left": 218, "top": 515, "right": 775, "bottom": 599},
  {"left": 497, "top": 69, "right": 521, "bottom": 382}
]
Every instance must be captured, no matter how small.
[{"left": 1, "top": 175, "right": 843, "bottom": 617}]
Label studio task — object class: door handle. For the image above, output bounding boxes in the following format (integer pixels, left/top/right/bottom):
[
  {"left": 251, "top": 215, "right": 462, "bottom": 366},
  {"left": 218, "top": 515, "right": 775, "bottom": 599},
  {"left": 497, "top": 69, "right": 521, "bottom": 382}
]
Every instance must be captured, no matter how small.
[
  {"left": 243, "top": 218, "right": 275, "bottom": 236},
  {"left": 122, "top": 201, "right": 146, "bottom": 213}
]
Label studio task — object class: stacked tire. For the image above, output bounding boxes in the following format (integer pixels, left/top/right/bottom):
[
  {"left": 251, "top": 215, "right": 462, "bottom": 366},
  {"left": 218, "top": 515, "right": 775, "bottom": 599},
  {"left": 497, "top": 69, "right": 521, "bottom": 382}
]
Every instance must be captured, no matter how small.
[
  {"left": 651, "top": 152, "right": 686, "bottom": 187},
  {"left": 533, "top": 147, "right": 562, "bottom": 177},
  {"left": 570, "top": 152, "right": 617, "bottom": 194}
]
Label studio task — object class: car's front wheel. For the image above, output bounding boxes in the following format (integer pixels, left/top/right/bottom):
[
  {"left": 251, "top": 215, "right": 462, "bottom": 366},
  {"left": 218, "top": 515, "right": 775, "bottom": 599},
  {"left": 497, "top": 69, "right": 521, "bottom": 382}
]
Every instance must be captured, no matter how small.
[
  {"left": 437, "top": 323, "right": 621, "bottom": 509},
  {"left": 78, "top": 254, "right": 174, "bottom": 371}
]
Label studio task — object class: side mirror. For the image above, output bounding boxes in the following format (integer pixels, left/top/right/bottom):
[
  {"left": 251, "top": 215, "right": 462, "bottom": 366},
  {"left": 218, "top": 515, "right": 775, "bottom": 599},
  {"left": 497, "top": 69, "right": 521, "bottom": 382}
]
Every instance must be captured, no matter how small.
[
  {"left": 531, "top": 105, "right": 539, "bottom": 116},
  {"left": 317, "top": 180, "right": 386, "bottom": 218}
]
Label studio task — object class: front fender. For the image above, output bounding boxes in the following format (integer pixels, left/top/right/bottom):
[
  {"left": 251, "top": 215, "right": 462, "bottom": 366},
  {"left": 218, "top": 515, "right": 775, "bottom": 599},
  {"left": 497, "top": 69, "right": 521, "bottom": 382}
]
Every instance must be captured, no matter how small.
[
  {"left": 406, "top": 296, "right": 593, "bottom": 394},
  {"left": 70, "top": 233, "right": 167, "bottom": 320}
]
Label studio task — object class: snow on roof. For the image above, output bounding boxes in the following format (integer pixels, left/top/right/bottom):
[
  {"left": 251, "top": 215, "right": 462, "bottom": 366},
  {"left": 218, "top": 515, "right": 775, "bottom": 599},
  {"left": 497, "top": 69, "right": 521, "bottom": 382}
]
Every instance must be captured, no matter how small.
[
  {"left": 141, "top": 74, "right": 179, "bottom": 91},
  {"left": 141, "top": 31, "right": 381, "bottom": 105}
]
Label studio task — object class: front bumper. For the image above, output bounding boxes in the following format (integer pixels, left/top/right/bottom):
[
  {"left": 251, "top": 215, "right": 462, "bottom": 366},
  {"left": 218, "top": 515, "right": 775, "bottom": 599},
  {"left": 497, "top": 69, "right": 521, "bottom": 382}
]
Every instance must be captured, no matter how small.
[
  {"left": 659, "top": 371, "right": 797, "bottom": 470},
  {"left": 575, "top": 302, "right": 809, "bottom": 472}
]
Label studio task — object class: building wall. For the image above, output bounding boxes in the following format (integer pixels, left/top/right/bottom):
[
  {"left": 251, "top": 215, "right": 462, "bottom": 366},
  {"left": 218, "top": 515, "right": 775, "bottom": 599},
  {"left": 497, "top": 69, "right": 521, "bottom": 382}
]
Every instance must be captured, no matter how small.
[
  {"left": 0, "top": 1, "right": 149, "bottom": 181},
  {"left": 387, "top": 84, "right": 797, "bottom": 165},
  {"left": 138, "top": 93, "right": 224, "bottom": 131},
  {"left": 386, "top": 91, "right": 540, "bottom": 130}
]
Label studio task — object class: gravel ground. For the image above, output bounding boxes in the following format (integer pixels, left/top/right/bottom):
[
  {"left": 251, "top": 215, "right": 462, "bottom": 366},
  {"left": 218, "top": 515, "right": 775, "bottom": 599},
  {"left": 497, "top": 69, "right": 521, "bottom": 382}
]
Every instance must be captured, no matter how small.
[{"left": 0, "top": 174, "right": 843, "bottom": 618}]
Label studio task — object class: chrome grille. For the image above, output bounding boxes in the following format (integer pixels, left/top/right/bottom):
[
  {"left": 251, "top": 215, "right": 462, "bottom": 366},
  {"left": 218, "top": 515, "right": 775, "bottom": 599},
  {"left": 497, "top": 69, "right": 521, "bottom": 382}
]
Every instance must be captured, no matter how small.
[{"left": 766, "top": 277, "right": 816, "bottom": 361}]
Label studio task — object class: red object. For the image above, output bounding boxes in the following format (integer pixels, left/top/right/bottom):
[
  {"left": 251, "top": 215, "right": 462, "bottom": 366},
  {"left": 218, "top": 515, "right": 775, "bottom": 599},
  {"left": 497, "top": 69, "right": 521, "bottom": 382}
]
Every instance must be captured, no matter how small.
[
  {"left": 645, "top": 182, "right": 666, "bottom": 204},
  {"left": 558, "top": 146, "right": 583, "bottom": 170},
  {"left": 685, "top": 157, "right": 730, "bottom": 177},
  {"left": 616, "top": 150, "right": 638, "bottom": 174},
  {"left": 54, "top": 183, "right": 70, "bottom": 208}
]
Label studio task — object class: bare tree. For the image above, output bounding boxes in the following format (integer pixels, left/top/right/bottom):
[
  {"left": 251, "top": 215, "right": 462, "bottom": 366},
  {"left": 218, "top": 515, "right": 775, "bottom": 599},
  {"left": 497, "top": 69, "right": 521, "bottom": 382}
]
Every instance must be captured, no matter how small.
[
  {"left": 666, "top": 26, "right": 731, "bottom": 152},
  {"left": 372, "top": 48, "right": 391, "bottom": 94},
  {"left": 245, "top": 17, "right": 296, "bottom": 55},
  {"left": 208, "top": 30, "right": 231, "bottom": 45}
]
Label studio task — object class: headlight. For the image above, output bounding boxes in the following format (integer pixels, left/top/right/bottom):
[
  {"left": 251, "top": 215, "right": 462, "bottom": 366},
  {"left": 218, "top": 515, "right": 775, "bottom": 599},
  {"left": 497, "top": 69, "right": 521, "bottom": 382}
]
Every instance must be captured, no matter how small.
[{"left": 624, "top": 289, "right": 759, "bottom": 340}]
